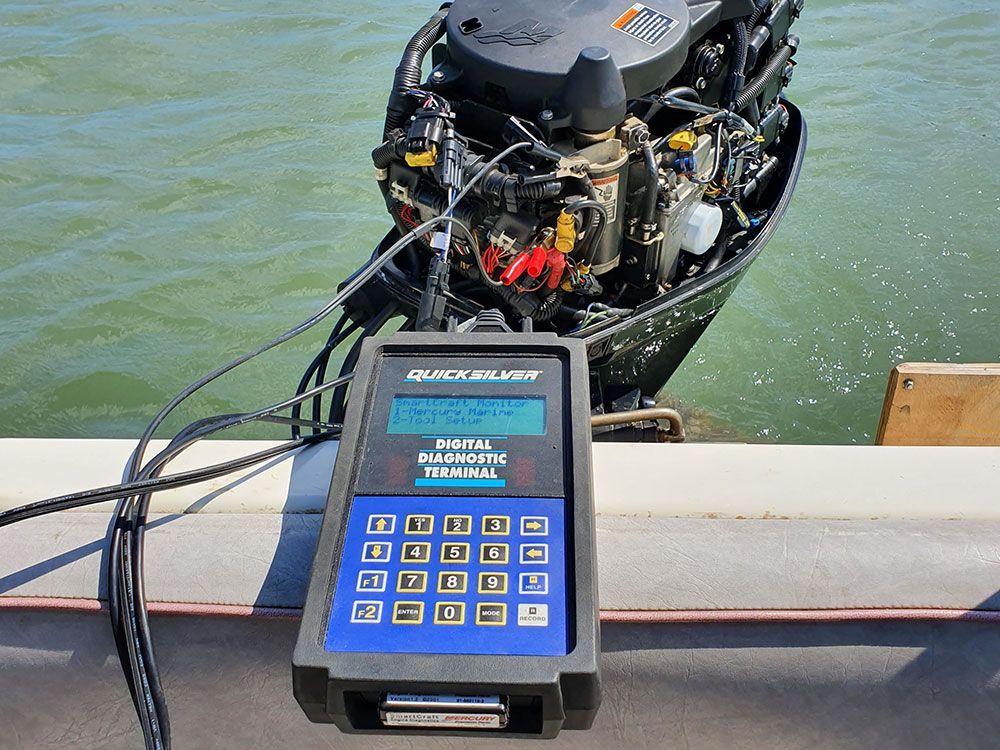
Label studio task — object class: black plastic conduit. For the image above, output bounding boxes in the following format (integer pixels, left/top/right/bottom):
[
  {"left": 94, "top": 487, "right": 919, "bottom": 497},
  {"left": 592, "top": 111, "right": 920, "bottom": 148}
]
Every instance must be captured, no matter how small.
[
  {"left": 746, "top": 0, "right": 770, "bottom": 31},
  {"left": 383, "top": 4, "right": 451, "bottom": 140},
  {"left": 723, "top": 19, "right": 749, "bottom": 110},
  {"left": 733, "top": 43, "right": 793, "bottom": 113}
]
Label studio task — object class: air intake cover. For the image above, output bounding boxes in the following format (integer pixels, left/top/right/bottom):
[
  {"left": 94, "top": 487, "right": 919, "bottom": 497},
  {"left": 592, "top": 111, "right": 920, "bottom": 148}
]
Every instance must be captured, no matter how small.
[{"left": 443, "top": 0, "right": 699, "bottom": 116}]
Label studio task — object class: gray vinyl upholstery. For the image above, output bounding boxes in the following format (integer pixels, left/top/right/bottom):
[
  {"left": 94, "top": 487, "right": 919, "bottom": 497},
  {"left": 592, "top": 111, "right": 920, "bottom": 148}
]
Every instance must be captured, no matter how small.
[
  {"left": 3, "top": 613, "right": 1000, "bottom": 749},
  {"left": 4, "top": 513, "right": 1000, "bottom": 612},
  {"left": 2, "top": 512, "right": 999, "bottom": 748}
]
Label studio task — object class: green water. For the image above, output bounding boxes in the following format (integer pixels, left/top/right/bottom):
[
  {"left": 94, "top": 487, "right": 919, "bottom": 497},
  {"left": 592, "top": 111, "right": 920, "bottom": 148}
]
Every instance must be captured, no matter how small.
[{"left": 1, "top": 1, "right": 998, "bottom": 443}]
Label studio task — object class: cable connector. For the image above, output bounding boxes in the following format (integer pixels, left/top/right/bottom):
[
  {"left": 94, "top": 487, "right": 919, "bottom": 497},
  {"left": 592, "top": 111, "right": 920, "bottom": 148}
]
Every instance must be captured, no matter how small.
[
  {"left": 436, "top": 134, "right": 465, "bottom": 191},
  {"left": 573, "top": 268, "right": 604, "bottom": 297},
  {"left": 415, "top": 249, "right": 451, "bottom": 331},
  {"left": 405, "top": 105, "right": 449, "bottom": 167}
]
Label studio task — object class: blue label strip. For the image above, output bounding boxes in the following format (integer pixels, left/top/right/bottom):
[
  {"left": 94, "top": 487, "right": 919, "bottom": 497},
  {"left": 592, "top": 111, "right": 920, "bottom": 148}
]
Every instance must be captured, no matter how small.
[{"left": 414, "top": 478, "right": 506, "bottom": 488}]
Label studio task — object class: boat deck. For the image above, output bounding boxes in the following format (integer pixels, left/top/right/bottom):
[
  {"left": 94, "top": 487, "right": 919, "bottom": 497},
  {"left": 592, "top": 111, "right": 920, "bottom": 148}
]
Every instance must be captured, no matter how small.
[{"left": 2, "top": 439, "right": 999, "bottom": 748}]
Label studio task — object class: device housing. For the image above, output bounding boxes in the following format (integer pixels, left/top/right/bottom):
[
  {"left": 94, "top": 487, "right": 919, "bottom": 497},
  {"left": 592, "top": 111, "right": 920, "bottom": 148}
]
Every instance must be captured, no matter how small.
[{"left": 293, "top": 332, "right": 600, "bottom": 737}]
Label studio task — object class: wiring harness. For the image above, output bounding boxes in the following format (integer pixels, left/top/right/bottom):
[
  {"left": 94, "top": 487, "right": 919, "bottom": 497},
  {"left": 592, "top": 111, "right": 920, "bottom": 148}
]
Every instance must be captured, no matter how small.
[{"left": 0, "top": 143, "right": 532, "bottom": 750}]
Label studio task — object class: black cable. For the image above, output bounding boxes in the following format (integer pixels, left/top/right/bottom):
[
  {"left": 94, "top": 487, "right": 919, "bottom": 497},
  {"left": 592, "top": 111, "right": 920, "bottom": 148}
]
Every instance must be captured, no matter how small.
[
  {"left": 310, "top": 318, "right": 361, "bottom": 435},
  {"left": 329, "top": 303, "right": 397, "bottom": 425},
  {"left": 118, "top": 373, "right": 353, "bottom": 750},
  {"left": 383, "top": 5, "right": 450, "bottom": 139},
  {"left": 123, "top": 141, "right": 532, "bottom": 493},
  {"left": 733, "top": 43, "right": 793, "bottom": 113},
  {"left": 2, "top": 139, "right": 535, "bottom": 750},
  {"left": 0, "top": 435, "right": 337, "bottom": 529},
  {"left": 289, "top": 313, "right": 358, "bottom": 439},
  {"left": 107, "top": 371, "right": 350, "bottom": 748},
  {"left": 563, "top": 198, "right": 609, "bottom": 268},
  {"left": 639, "top": 142, "right": 660, "bottom": 228},
  {"left": 103, "top": 379, "right": 349, "bottom": 747},
  {"left": 723, "top": 18, "right": 749, "bottom": 110},
  {"left": 746, "top": 0, "right": 770, "bottom": 31},
  {"left": 102, "top": 140, "right": 532, "bottom": 750}
]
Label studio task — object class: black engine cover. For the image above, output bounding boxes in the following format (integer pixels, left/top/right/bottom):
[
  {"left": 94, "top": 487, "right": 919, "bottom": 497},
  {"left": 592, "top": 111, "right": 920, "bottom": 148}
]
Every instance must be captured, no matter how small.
[{"left": 442, "top": 0, "right": 753, "bottom": 120}]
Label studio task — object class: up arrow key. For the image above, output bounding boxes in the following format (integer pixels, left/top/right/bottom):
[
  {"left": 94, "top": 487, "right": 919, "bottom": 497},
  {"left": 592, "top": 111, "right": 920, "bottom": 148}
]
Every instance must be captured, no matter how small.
[{"left": 367, "top": 514, "right": 395, "bottom": 534}]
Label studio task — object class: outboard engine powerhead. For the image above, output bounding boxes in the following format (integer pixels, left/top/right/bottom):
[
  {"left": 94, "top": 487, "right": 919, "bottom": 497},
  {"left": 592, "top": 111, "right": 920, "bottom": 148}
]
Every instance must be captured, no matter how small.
[{"left": 372, "top": 0, "right": 804, "bottom": 335}]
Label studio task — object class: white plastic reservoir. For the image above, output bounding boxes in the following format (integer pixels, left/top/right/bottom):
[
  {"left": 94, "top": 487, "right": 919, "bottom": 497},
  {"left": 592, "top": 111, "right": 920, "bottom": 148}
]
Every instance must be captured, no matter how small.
[{"left": 680, "top": 202, "right": 724, "bottom": 255}]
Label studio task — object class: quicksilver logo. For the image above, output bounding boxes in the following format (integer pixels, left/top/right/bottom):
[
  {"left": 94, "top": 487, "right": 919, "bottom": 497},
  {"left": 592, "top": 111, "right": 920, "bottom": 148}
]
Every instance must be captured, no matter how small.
[{"left": 404, "top": 368, "right": 541, "bottom": 383}]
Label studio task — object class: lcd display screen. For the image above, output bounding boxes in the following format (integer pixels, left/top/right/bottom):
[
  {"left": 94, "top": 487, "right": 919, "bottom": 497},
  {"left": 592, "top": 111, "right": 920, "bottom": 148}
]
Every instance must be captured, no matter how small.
[{"left": 387, "top": 396, "right": 546, "bottom": 436}]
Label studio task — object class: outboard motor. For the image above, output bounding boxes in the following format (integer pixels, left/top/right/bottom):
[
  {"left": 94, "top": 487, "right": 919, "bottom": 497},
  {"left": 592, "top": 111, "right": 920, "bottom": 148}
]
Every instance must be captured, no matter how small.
[{"left": 371, "top": 0, "right": 803, "bottom": 336}]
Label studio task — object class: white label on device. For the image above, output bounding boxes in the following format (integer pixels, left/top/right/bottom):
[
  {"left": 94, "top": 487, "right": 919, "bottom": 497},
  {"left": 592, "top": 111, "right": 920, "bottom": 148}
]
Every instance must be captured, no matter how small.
[
  {"left": 591, "top": 173, "right": 620, "bottom": 223},
  {"left": 383, "top": 712, "right": 501, "bottom": 729},
  {"left": 518, "top": 603, "right": 549, "bottom": 626}
]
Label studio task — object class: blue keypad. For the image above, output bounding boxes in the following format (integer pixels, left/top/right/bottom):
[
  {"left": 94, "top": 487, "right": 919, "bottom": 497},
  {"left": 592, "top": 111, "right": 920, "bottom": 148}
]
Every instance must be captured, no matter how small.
[{"left": 325, "top": 495, "right": 567, "bottom": 656}]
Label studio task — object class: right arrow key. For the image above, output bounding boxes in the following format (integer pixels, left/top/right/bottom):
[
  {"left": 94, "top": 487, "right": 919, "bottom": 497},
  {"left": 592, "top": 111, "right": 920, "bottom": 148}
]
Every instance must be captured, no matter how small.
[
  {"left": 520, "top": 516, "right": 548, "bottom": 536},
  {"left": 519, "top": 543, "right": 548, "bottom": 564}
]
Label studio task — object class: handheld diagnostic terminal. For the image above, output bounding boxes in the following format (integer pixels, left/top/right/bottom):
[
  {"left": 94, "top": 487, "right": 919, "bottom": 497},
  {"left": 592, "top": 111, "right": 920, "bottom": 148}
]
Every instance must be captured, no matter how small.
[{"left": 293, "top": 331, "right": 600, "bottom": 737}]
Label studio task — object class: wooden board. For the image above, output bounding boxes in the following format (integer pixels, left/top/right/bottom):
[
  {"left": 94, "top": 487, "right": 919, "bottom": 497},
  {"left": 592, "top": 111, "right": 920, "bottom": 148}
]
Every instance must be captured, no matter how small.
[{"left": 877, "top": 363, "right": 1000, "bottom": 446}]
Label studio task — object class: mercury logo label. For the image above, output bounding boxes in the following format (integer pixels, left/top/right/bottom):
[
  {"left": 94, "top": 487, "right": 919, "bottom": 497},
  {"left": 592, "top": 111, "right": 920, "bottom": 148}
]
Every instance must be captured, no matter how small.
[
  {"left": 475, "top": 19, "right": 563, "bottom": 47},
  {"left": 404, "top": 368, "right": 540, "bottom": 383}
]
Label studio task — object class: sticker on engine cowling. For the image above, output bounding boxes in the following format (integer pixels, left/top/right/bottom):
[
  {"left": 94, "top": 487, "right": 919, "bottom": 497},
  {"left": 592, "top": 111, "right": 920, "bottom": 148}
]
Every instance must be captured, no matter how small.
[
  {"left": 612, "top": 3, "right": 678, "bottom": 47},
  {"left": 591, "top": 174, "right": 620, "bottom": 223}
]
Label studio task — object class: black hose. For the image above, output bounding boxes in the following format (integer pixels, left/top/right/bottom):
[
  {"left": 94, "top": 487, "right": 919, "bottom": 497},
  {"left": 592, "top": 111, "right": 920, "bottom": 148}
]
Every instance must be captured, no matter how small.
[
  {"left": 566, "top": 188, "right": 609, "bottom": 268},
  {"left": 513, "top": 180, "right": 563, "bottom": 200},
  {"left": 372, "top": 130, "right": 407, "bottom": 170},
  {"left": 639, "top": 143, "right": 659, "bottom": 228},
  {"left": 383, "top": 5, "right": 450, "bottom": 140},
  {"left": 532, "top": 290, "right": 564, "bottom": 321},
  {"left": 746, "top": 0, "right": 770, "bottom": 31},
  {"left": 661, "top": 85, "right": 700, "bottom": 103},
  {"left": 702, "top": 234, "right": 730, "bottom": 273},
  {"left": 723, "top": 19, "right": 749, "bottom": 110},
  {"left": 643, "top": 85, "right": 700, "bottom": 122},
  {"left": 478, "top": 168, "right": 563, "bottom": 202},
  {"left": 734, "top": 43, "right": 793, "bottom": 113}
]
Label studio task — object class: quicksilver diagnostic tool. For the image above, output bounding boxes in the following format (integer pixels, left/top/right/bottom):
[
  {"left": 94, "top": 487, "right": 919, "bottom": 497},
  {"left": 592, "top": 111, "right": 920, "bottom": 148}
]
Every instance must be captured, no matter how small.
[{"left": 293, "top": 331, "right": 600, "bottom": 737}]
